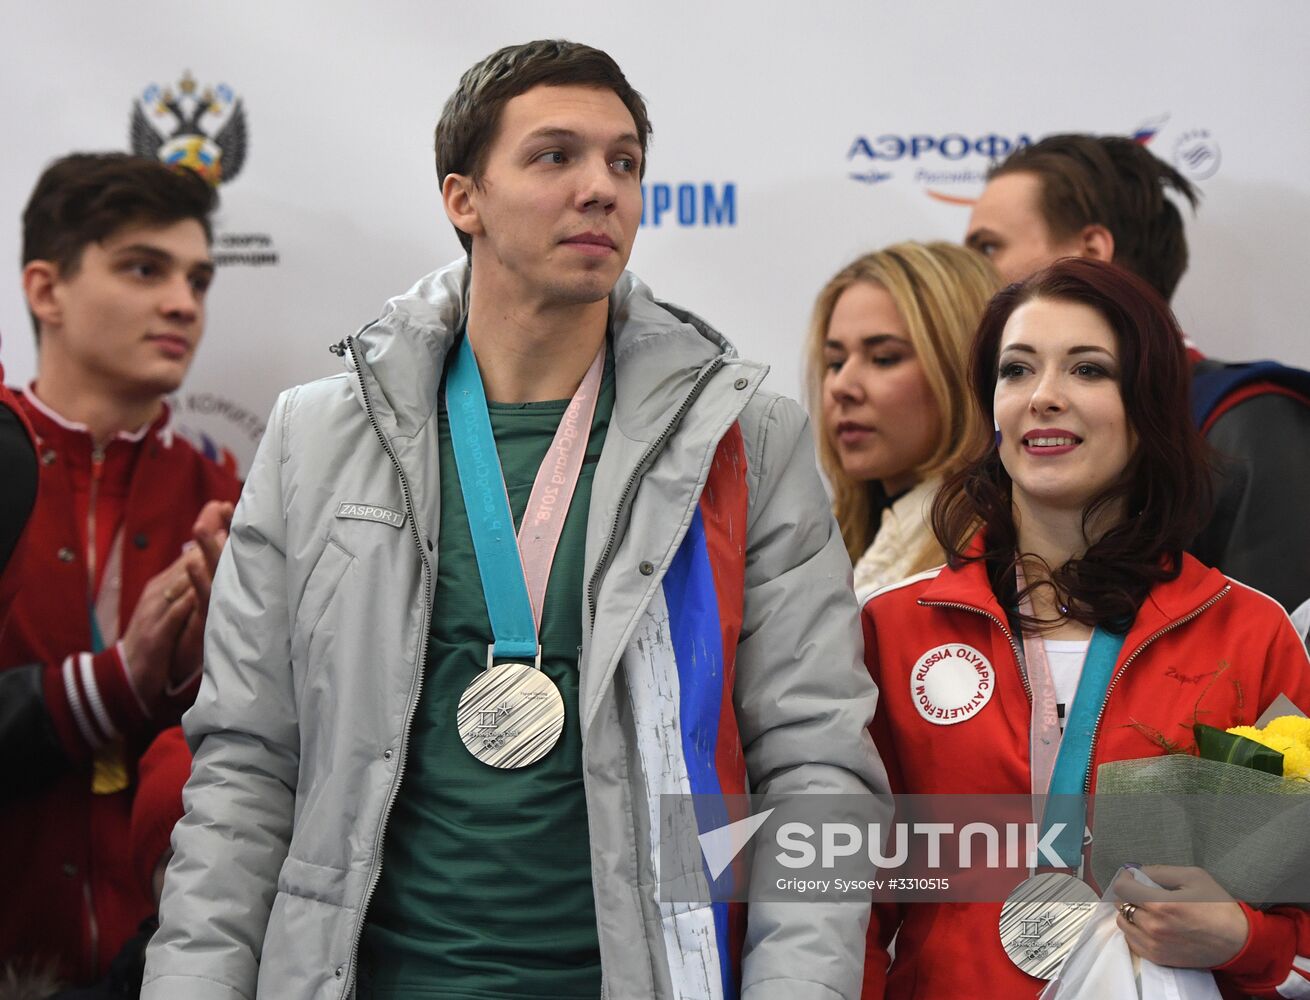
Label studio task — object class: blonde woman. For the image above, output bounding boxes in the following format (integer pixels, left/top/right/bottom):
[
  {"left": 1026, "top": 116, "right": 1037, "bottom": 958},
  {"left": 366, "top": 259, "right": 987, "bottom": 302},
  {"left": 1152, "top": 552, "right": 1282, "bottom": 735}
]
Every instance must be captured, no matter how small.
[{"left": 806, "top": 242, "right": 1000, "bottom": 595}]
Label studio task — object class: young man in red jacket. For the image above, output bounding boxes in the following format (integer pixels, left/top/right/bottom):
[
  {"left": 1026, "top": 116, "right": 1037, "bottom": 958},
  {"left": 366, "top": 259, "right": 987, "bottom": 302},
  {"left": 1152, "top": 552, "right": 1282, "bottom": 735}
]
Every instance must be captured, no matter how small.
[{"left": 0, "top": 153, "right": 241, "bottom": 984}]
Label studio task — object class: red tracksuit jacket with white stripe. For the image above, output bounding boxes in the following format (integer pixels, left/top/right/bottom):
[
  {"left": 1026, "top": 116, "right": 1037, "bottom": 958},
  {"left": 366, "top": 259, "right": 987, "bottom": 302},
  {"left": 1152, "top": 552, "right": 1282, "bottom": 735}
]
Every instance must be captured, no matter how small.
[
  {"left": 0, "top": 391, "right": 240, "bottom": 983},
  {"left": 860, "top": 537, "right": 1310, "bottom": 1000}
]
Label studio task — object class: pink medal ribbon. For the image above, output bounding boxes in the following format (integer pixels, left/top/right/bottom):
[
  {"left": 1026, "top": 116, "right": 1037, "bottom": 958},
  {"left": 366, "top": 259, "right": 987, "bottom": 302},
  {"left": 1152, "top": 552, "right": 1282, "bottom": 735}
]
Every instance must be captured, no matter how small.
[
  {"left": 1018, "top": 564, "right": 1064, "bottom": 801},
  {"left": 447, "top": 338, "right": 604, "bottom": 768},
  {"left": 1015, "top": 565, "right": 1127, "bottom": 872},
  {"left": 514, "top": 344, "right": 605, "bottom": 633}
]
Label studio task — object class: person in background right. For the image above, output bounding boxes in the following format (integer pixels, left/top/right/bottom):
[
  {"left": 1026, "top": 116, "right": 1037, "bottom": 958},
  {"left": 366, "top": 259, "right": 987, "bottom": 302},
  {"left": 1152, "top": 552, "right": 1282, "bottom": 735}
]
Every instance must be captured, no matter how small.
[
  {"left": 805, "top": 242, "right": 1000, "bottom": 597},
  {"left": 966, "top": 134, "right": 1310, "bottom": 612}
]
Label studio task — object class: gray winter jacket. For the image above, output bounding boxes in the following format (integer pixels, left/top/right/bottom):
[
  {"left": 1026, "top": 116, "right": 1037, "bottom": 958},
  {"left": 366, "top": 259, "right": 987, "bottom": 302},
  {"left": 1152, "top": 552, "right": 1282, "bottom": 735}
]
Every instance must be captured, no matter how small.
[{"left": 141, "top": 261, "right": 888, "bottom": 1000}]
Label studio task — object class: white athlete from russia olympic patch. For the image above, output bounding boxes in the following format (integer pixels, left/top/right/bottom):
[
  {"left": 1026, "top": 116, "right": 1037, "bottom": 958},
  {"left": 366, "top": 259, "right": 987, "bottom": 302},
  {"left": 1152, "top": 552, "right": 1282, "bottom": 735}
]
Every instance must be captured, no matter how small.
[{"left": 910, "top": 643, "right": 994, "bottom": 725}]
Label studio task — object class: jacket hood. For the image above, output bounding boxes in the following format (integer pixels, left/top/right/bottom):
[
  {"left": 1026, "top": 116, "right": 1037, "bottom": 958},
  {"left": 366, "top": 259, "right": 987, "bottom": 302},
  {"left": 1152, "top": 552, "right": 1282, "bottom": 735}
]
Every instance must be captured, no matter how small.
[{"left": 341, "top": 258, "right": 754, "bottom": 443}]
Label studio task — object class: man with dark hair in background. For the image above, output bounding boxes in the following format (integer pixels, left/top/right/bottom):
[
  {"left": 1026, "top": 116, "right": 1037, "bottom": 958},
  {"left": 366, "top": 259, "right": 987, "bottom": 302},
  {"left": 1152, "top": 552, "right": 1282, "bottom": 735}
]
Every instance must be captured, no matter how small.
[
  {"left": 144, "top": 39, "right": 885, "bottom": 1000},
  {"left": 0, "top": 152, "right": 240, "bottom": 985},
  {"left": 967, "top": 134, "right": 1310, "bottom": 611}
]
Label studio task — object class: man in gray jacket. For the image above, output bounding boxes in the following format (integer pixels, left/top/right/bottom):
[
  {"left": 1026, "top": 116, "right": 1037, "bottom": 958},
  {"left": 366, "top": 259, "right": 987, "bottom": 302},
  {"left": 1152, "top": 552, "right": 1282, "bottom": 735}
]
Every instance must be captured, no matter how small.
[{"left": 144, "top": 39, "right": 887, "bottom": 1000}]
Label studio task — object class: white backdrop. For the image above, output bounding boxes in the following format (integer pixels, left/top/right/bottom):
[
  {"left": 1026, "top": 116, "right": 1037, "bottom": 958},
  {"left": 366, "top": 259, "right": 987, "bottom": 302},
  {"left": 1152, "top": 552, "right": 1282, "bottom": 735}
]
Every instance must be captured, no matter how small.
[{"left": 3, "top": 0, "right": 1308, "bottom": 473}]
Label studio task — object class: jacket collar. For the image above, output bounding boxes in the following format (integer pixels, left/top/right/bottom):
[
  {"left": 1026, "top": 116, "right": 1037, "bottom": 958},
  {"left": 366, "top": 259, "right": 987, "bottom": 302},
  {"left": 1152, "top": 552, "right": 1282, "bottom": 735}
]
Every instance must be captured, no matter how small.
[
  {"left": 19, "top": 386, "right": 175, "bottom": 450},
  {"left": 920, "top": 530, "right": 1231, "bottom": 648},
  {"left": 342, "top": 258, "right": 751, "bottom": 443},
  {"left": 883, "top": 476, "right": 939, "bottom": 530}
]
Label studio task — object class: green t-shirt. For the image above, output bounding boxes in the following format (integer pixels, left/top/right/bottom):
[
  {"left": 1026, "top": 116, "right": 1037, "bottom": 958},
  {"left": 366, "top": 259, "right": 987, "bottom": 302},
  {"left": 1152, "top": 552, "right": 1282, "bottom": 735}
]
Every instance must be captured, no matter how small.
[{"left": 359, "top": 345, "right": 613, "bottom": 999}]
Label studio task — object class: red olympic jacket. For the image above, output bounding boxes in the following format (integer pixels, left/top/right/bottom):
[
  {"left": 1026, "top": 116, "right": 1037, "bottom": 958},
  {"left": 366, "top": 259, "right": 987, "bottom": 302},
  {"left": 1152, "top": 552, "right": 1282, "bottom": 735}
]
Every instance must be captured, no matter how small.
[
  {"left": 0, "top": 370, "right": 37, "bottom": 634},
  {"left": 0, "top": 390, "right": 240, "bottom": 983},
  {"left": 860, "top": 537, "right": 1310, "bottom": 1000}
]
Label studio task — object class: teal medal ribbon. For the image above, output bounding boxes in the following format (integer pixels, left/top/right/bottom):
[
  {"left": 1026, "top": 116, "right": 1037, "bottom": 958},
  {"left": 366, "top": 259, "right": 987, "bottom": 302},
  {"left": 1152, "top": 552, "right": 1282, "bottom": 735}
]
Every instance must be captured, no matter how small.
[
  {"left": 999, "top": 583, "right": 1126, "bottom": 979},
  {"left": 1036, "top": 625, "right": 1128, "bottom": 868},
  {"left": 444, "top": 335, "right": 538, "bottom": 660},
  {"left": 1016, "top": 567, "right": 1129, "bottom": 869},
  {"left": 443, "top": 334, "right": 604, "bottom": 768}
]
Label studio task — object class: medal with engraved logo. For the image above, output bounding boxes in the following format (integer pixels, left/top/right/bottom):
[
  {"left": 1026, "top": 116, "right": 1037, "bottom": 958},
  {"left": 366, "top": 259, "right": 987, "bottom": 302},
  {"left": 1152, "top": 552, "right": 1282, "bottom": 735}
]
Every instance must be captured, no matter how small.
[
  {"left": 457, "top": 653, "right": 565, "bottom": 769},
  {"left": 999, "top": 872, "right": 1097, "bottom": 980},
  {"left": 446, "top": 335, "right": 604, "bottom": 768},
  {"left": 998, "top": 567, "right": 1128, "bottom": 977}
]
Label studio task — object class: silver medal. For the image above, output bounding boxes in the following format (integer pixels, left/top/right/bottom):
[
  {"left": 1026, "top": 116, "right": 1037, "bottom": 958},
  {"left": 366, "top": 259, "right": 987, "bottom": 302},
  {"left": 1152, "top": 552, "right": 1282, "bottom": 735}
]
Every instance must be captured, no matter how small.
[
  {"left": 998, "top": 872, "right": 1098, "bottom": 980},
  {"left": 457, "top": 662, "right": 565, "bottom": 769}
]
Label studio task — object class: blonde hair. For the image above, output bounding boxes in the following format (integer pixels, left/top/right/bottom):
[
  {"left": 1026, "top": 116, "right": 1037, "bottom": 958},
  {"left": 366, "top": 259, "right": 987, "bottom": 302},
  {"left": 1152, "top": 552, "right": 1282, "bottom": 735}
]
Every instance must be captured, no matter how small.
[{"left": 804, "top": 241, "right": 1002, "bottom": 563}]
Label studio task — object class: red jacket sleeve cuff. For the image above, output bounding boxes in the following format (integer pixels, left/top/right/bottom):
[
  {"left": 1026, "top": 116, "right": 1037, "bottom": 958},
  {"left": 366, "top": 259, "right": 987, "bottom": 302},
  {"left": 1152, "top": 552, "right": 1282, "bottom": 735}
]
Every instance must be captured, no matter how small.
[
  {"left": 156, "top": 665, "right": 203, "bottom": 726},
  {"left": 98, "top": 643, "right": 154, "bottom": 735},
  {"left": 1214, "top": 902, "right": 1295, "bottom": 989},
  {"left": 40, "top": 647, "right": 153, "bottom": 760}
]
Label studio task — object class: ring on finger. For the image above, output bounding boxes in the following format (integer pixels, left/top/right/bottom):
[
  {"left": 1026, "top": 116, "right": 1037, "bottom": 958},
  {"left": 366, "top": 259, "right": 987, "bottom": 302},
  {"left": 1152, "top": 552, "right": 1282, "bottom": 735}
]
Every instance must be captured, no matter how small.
[{"left": 1118, "top": 902, "right": 1138, "bottom": 925}]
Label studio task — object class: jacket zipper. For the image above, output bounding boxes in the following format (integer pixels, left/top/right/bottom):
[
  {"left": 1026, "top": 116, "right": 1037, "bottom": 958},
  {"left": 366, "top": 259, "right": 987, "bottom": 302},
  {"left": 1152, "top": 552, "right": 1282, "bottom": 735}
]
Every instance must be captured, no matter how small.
[
  {"left": 342, "top": 336, "right": 434, "bottom": 997},
  {"left": 585, "top": 356, "right": 725, "bottom": 628},
  {"left": 84, "top": 878, "right": 99, "bottom": 980},
  {"left": 918, "top": 599, "right": 1030, "bottom": 702},
  {"left": 1080, "top": 585, "right": 1229, "bottom": 793},
  {"left": 87, "top": 445, "right": 104, "bottom": 597},
  {"left": 921, "top": 587, "right": 1231, "bottom": 794},
  {"left": 331, "top": 346, "right": 732, "bottom": 991},
  {"left": 579, "top": 354, "right": 726, "bottom": 993}
]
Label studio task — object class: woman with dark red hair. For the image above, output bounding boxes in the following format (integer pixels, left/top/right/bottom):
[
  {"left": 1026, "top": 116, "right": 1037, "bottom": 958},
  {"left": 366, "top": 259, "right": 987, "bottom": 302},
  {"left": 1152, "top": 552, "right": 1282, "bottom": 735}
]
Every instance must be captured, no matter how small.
[{"left": 859, "top": 258, "right": 1310, "bottom": 999}]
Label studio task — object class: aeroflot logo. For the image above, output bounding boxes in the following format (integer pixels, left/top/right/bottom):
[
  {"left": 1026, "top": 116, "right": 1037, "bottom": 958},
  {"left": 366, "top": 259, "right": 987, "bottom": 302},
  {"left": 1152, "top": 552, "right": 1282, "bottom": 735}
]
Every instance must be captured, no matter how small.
[
  {"left": 846, "top": 133, "right": 1035, "bottom": 162},
  {"left": 641, "top": 182, "right": 737, "bottom": 227},
  {"left": 846, "top": 131, "right": 1037, "bottom": 205}
]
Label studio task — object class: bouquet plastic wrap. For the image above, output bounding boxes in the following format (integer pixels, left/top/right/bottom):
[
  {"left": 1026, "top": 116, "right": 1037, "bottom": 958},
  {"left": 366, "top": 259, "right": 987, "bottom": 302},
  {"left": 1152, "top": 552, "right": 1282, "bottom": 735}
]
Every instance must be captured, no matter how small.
[
  {"left": 1041, "top": 868, "right": 1221, "bottom": 1000},
  {"left": 1091, "top": 695, "right": 1310, "bottom": 907}
]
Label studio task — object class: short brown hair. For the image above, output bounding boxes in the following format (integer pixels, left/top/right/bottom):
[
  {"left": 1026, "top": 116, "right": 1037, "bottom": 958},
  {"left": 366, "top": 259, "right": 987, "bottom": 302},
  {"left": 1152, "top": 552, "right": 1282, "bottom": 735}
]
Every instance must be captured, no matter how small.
[
  {"left": 22, "top": 152, "right": 217, "bottom": 337},
  {"left": 23, "top": 152, "right": 217, "bottom": 274},
  {"left": 434, "top": 39, "right": 652, "bottom": 254},
  {"left": 989, "top": 134, "right": 1198, "bottom": 301}
]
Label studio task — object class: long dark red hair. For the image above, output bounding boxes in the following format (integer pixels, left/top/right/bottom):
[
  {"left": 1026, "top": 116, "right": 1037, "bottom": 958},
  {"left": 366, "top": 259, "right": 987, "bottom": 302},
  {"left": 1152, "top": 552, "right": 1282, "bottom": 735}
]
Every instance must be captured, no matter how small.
[{"left": 931, "top": 257, "right": 1212, "bottom": 630}]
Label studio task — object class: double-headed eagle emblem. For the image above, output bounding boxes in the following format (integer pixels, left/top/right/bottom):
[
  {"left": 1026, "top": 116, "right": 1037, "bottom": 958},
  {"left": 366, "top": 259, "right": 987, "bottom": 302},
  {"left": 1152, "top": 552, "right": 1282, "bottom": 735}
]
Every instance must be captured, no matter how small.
[{"left": 131, "top": 72, "right": 247, "bottom": 186}]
